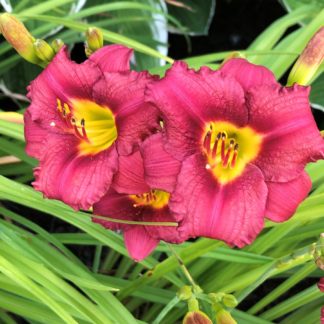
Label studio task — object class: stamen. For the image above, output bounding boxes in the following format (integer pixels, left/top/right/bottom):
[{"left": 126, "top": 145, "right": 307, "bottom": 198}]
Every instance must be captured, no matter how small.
[
  {"left": 80, "top": 118, "right": 89, "bottom": 141},
  {"left": 222, "top": 139, "right": 234, "bottom": 167},
  {"left": 230, "top": 144, "right": 239, "bottom": 168},
  {"left": 212, "top": 132, "right": 221, "bottom": 159},
  {"left": 203, "top": 131, "right": 212, "bottom": 154},
  {"left": 221, "top": 132, "right": 226, "bottom": 161}
]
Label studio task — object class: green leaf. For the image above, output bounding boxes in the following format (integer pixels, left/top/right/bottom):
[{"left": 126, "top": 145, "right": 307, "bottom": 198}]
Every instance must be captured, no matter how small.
[
  {"left": 167, "top": 0, "right": 216, "bottom": 35},
  {"left": 280, "top": 0, "right": 324, "bottom": 24}
]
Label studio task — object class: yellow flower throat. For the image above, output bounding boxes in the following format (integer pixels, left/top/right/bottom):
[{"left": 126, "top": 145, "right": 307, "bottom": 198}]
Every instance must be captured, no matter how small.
[
  {"left": 57, "top": 98, "right": 117, "bottom": 156},
  {"left": 202, "top": 121, "right": 263, "bottom": 184}
]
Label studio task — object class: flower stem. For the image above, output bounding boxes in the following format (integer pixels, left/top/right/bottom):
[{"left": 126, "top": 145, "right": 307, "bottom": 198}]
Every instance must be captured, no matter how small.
[{"left": 167, "top": 243, "right": 196, "bottom": 287}]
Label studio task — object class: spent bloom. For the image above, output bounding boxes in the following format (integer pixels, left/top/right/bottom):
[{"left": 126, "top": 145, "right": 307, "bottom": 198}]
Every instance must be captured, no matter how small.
[
  {"left": 146, "top": 58, "right": 324, "bottom": 247},
  {"left": 24, "top": 45, "right": 160, "bottom": 210}
]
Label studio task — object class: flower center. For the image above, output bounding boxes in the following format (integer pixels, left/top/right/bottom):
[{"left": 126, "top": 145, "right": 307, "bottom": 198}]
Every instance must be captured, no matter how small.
[
  {"left": 130, "top": 190, "right": 170, "bottom": 210},
  {"left": 202, "top": 121, "right": 263, "bottom": 184},
  {"left": 57, "top": 98, "right": 117, "bottom": 156}
]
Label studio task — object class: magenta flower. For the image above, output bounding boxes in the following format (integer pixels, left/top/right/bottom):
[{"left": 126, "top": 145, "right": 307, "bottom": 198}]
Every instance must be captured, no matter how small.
[
  {"left": 146, "top": 58, "right": 324, "bottom": 247},
  {"left": 24, "top": 45, "right": 160, "bottom": 210},
  {"left": 93, "top": 134, "right": 182, "bottom": 261}
]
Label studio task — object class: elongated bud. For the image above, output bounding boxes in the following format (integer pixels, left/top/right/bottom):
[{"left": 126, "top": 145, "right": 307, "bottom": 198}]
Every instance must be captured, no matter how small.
[
  {"left": 183, "top": 311, "right": 212, "bottom": 324},
  {"left": 51, "top": 39, "right": 64, "bottom": 53},
  {"left": 33, "top": 39, "right": 55, "bottom": 64},
  {"left": 85, "top": 27, "right": 103, "bottom": 56},
  {"left": 0, "top": 13, "right": 41, "bottom": 64},
  {"left": 288, "top": 27, "right": 324, "bottom": 86},
  {"left": 215, "top": 309, "right": 237, "bottom": 324},
  {"left": 0, "top": 112, "right": 24, "bottom": 124}
]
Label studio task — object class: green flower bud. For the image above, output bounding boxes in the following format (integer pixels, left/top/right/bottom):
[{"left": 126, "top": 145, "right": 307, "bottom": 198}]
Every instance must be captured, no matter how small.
[
  {"left": 222, "top": 294, "right": 238, "bottom": 308},
  {"left": 86, "top": 27, "right": 103, "bottom": 53},
  {"left": 183, "top": 311, "right": 213, "bottom": 324},
  {"left": 33, "top": 39, "right": 55, "bottom": 64},
  {"left": 288, "top": 27, "right": 324, "bottom": 86},
  {"left": 208, "top": 292, "right": 224, "bottom": 304},
  {"left": 0, "top": 13, "right": 41, "bottom": 64}
]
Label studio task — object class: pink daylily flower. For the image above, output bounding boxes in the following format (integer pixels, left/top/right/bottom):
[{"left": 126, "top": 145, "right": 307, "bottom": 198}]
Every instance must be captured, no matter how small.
[
  {"left": 93, "top": 134, "right": 182, "bottom": 261},
  {"left": 145, "top": 58, "right": 324, "bottom": 247},
  {"left": 24, "top": 45, "right": 160, "bottom": 210}
]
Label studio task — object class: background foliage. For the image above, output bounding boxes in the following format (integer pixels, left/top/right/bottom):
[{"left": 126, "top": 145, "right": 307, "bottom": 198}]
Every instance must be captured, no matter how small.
[{"left": 0, "top": 0, "right": 323, "bottom": 323}]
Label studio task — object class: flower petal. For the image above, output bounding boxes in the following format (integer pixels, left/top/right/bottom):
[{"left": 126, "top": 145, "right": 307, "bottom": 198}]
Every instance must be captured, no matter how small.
[
  {"left": 142, "top": 207, "right": 182, "bottom": 243},
  {"left": 93, "top": 71, "right": 160, "bottom": 155},
  {"left": 146, "top": 61, "right": 247, "bottom": 160},
  {"left": 219, "top": 58, "right": 277, "bottom": 90},
  {"left": 318, "top": 278, "right": 324, "bottom": 292},
  {"left": 88, "top": 45, "right": 133, "bottom": 73},
  {"left": 265, "top": 171, "right": 312, "bottom": 222},
  {"left": 93, "top": 189, "right": 136, "bottom": 231},
  {"left": 141, "top": 133, "right": 181, "bottom": 192},
  {"left": 172, "top": 154, "right": 268, "bottom": 247},
  {"left": 26, "top": 46, "right": 102, "bottom": 132},
  {"left": 112, "top": 150, "right": 150, "bottom": 194},
  {"left": 249, "top": 84, "right": 324, "bottom": 181},
  {"left": 124, "top": 226, "right": 159, "bottom": 261},
  {"left": 33, "top": 134, "right": 118, "bottom": 210},
  {"left": 24, "top": 111, "right": 47, "bottom": 159}
]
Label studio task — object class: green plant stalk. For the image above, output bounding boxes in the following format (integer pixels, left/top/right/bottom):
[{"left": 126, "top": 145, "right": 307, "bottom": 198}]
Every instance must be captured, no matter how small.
[
  {"left": 248, "top": 261, "right": 317, "bottom": 314},
  {"left": 260, "top": 285, "right": 324, "bottom": 321},
  {"left": 117, "top": 240, "right": 223, "bottom": 300},
  {"left": 152, "top": 296, "right": 179, "bottom": 324},
  {"left": 17, "top": 14, "right": 174, "bottom": 64},
  {"left": 0, "top": 255, "right": 78, "bottom": 324}
]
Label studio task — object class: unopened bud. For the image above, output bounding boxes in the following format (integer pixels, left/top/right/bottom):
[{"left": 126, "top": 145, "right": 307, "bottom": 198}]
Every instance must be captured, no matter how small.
[
  {"left": 0, "top": 13, "right": 41, "bottom": 64},
  {"left": 215, "top": 309, "right": 237, "bottom": 324},
  {"left": 33, "top": 39, "right": 55, "bottom": 64},
  {"left": 222, "top": 294, "right": 238, "bottom": 308},
  {"left": 177, "top": 286, "right": 192, "bottom": 300},
  {"left": 85, "top": 27, "right": 103, "bottom": 54},
  {"left": 288, "top": 27, "right": 324, "bottom": 86},
  {"left": 51, "top": 39, "right": 64, "bottom": 53},
  {"left": 208, "top": 292, "right": 224, "bottom": 304},
  {"left": 183, "top": 311, "right": 212, "bottom": 324}
]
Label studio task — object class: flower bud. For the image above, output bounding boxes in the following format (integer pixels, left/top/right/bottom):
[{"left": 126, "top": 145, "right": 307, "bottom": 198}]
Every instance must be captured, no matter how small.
[
  {"left": 215, "top": 309, "right": 237, "bottom": 324},
  {"left": 0, "top": 13, "right": 41, "bottom": 64},
  {"left": 177, "top": 285, "right": 193, "bottom": 300},
  {"left": 85, "top": 27, "right": 103, "bottom": 54},
  {"left": 33, "top": 39, "right": 55, "bottom": 64},
  {"left": 208, "top": 292, "right": 224, "bottom": 304},
  {"left": 183, "top": 311, "right": 212, "bottom": 324},
  {"left": 51, "top": 39, "right": 64, "bottom": 53},
  {"left": 287, "top": 27, "right": 324, "bottom": 86},
  {"left": 222, "top": 294, "right": 238, "bottom": 308}
]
